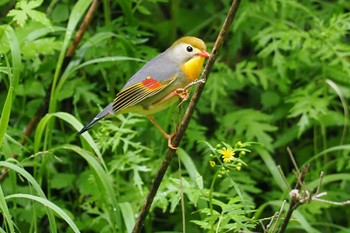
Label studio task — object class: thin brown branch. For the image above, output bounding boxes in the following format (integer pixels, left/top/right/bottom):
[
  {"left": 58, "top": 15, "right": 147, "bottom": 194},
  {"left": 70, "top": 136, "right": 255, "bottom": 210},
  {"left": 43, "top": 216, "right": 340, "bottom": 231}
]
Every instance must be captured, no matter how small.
[
  {"left": 131, "top": 0, "right": 241, "bottom": 232},
  {"left": 65, "top": 0, "right": 99, "bottom": 58}
]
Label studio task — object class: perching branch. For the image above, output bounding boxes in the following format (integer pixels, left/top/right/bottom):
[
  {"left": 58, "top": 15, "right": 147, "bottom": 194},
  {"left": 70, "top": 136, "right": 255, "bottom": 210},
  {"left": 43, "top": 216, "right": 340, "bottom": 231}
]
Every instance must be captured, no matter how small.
[{"left": 131, "top": 0, "right": 242, "bottom": 232}]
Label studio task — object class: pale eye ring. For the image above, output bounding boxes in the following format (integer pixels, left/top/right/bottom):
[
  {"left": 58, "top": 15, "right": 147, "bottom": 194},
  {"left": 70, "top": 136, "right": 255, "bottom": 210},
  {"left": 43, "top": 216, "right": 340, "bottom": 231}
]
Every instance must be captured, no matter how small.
[{"left": 186, "top": 46, "right": 193, "bottom": 52}]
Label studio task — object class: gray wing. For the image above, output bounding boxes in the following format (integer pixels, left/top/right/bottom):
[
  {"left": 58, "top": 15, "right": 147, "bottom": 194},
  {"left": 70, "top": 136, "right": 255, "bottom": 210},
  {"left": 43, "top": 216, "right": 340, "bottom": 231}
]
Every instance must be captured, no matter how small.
[{"left": 122, "top": 52, "right": 181, "bottom": 89}]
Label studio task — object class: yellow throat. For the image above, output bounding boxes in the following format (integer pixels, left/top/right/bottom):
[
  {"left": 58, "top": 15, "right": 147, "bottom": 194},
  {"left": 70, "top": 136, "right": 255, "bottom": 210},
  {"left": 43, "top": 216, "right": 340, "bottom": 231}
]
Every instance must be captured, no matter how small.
[{"left": 181, "top": 56, "right": 205, "bottom": 82}]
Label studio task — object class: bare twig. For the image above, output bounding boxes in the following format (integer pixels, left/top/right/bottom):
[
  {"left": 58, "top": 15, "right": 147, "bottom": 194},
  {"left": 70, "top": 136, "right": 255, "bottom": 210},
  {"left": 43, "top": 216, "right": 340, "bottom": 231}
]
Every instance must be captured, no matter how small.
[
  {"left": 278, "top": 148, "right": 310, "bottom": 233},
  {"left": 277, "top": 165, "right": 309, "bottom": 233},
  {"left": 277, "top": 165, "right": 350, "bottom": 233},
  {"left": 277, "top": 165, "right": 291, "bottom": 191},
  {"left": 65, "top": 0, "right": 99, "bottom": 59},
  {"left": 131, "top": 0, "right": 242, "bottom": 232},
  {"left": 315, "top": 171, "right": 324, "bottom": 195},
  {"left": 287, "top": 147, "right": 300, "bottom": 177},
  {"left": 312, "top": 197, "right": 350, "bottom": 206},
  {"left": 311, "top": 171, "right": 350, "bottom": 206},
  {"left": 270, "top": 200, "right": 286, "bottom": 233},
  {"left": 266, "top": 148, "right": 350, "bottom": 233}
]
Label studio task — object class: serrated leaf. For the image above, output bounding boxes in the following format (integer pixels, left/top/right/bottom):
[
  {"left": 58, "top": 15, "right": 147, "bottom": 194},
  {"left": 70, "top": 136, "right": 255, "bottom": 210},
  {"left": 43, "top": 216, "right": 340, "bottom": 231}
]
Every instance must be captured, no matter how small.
[
  {"left": 7, "top": 10, "right": 28, "bottom": 26},
  {"left": 286, "top": 83, "right": 333, "bottom": 136},
  {"left": 51, "top": 173, "right": 76, "bottom": 189},
  {"left": 222, "top": 109, "right": 277, "bottom": 151},
  {"left": 26, "top": 9, "right": 50, "bottom": 26},
  {"left": 7, "top": 0, "right": 50, "bottom": 27}
]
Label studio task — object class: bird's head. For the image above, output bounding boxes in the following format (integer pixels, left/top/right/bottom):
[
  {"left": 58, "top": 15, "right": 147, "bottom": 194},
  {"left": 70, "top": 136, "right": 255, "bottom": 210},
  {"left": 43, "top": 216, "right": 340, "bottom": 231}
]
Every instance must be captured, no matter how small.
[
  {"left": 167, "top": 36, "right": 210, "bottom": 64},
  {"left": 167, "top": 36, "right": 209, "bottom": 81}
]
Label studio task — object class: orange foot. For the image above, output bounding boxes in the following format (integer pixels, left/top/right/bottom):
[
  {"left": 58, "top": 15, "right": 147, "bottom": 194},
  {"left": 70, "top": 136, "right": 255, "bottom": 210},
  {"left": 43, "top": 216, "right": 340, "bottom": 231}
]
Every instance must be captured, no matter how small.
[
  {"left": 175, "top": 88, "right": 190, "bottom": 100},
  {"left": 166, "top": 133, "right": 178, "bottom": 150},
  {"left": 175, "top": 88, "right": 190, "bottom": 106}
]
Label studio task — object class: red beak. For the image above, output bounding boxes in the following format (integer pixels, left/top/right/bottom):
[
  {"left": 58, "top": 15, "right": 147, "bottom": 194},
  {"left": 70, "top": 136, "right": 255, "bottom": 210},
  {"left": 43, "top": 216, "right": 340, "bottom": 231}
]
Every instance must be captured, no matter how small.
[{"left": 197, "top": 50, "right": 210, "bottom": 58}]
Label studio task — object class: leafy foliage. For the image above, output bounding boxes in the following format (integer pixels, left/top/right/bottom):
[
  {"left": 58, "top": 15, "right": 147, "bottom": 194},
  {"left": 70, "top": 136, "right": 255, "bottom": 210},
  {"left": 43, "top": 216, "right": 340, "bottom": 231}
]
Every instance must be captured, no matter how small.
[{"left": 1, "top": 0, "right": 350, "bottom": 232}]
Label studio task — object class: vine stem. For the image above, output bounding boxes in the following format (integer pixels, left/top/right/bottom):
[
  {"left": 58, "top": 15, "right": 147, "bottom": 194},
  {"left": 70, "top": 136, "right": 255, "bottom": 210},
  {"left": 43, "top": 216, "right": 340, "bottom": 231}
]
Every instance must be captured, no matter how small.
[{"left": 131, "top": 0, "right": 242, "bottom": 232}]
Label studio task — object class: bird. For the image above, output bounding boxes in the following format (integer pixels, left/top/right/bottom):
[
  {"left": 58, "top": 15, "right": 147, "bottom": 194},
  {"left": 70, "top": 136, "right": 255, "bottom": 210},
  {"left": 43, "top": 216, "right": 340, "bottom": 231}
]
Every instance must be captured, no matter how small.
[{"left": 78, "top": 36, "right": 210, "bottom": 149}]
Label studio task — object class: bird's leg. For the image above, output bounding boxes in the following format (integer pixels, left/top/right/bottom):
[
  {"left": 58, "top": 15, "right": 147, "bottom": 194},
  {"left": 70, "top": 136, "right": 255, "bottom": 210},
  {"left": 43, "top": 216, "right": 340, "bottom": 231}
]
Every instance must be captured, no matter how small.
[
  {"left": 149, "top": 88, "right": 190, "bottom": 109},
  {"left": 147, "top": 115, "right": 177, "bottom": 149},
  {"left": 145, "top": 80, "right": 206, "bottom": 147}
]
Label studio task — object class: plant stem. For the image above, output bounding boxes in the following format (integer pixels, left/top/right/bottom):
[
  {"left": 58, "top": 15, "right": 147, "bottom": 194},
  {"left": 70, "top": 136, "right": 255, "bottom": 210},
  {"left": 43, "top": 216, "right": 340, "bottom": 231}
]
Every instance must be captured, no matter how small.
[
  {"left": 277, "top": 165, "right": 309, "bottom": 233},
  {"left": 209, "top": 169, "right": 220, "bottom": 233}
]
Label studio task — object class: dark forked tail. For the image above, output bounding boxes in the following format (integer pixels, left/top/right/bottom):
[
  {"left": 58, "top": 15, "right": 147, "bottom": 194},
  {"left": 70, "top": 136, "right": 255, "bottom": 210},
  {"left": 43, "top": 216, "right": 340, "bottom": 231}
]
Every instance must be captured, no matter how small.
[{"left": 77, "top": 103, "right": 114, "bottom": 135}]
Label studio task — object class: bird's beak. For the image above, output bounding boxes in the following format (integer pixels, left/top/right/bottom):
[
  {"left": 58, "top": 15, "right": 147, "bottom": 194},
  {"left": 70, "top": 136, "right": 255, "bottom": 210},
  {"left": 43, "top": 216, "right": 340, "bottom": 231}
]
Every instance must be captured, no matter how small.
[{"left": 197, "top": 50, "right": 210, "bottom": 58}]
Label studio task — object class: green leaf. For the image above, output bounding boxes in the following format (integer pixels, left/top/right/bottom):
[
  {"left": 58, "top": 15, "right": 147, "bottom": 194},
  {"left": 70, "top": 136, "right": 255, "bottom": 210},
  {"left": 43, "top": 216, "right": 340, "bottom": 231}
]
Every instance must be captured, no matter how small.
[
  {"left": 54, "top": 145, "right": 122, "bottom": 232},
  {"left": 177, "top": 148, "right": 203, "bottom": 189},
  {"left": 136, "top": 5, "right": 151, "bottom": 15},
  {"left": 222, "top": 109, "right": 277, "bottom": 151},
  {"left": 21, "top": 38, "right": 62, "bottom": 57},
  {"left": 7, "top": 0, "right": 50, "bottom": 27},
  {"left": 261, "top": 91, "right": 281, "bottom": 108},
  {"left": 118, "top": 202, "right": 135, "bottom": 233},
  {"left": 234, "top": 60, "right": 270, "bottom": 89},
  {"left": 7, "top": 9, "right": 28, "bottom": 26},
  {"left": 51, "top": 173, "right": 76, "bottom": 189},
  {"left": 286, "top": 83, "right": 333, "bottom": 136}
]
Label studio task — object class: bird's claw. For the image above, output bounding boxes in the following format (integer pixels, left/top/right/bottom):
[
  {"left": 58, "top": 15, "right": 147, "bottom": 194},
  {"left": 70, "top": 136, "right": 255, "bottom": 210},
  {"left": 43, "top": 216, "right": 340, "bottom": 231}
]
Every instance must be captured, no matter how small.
[
  {"left": 175, "top": 88, "right": 190, "bottom": 100},
  {"left": 167, "top": 133, "right": 178, "bottom": 150},
  {"left": 175, "top": 88, "right": 190, "bottom": 106}
]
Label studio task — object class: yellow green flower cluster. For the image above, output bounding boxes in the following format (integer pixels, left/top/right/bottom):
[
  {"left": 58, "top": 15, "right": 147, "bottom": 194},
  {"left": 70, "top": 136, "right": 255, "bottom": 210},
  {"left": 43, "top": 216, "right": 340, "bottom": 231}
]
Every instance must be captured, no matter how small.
[{"left": 207, "top": 141, "right": 251, "bottom": 172}]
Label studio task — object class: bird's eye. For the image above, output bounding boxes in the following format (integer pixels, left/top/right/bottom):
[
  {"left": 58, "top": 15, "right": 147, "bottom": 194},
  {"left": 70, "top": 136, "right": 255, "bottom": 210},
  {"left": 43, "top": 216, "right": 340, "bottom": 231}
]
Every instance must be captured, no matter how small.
[{"left": 186, "top": 46, "right": 193, "bottom": 52}]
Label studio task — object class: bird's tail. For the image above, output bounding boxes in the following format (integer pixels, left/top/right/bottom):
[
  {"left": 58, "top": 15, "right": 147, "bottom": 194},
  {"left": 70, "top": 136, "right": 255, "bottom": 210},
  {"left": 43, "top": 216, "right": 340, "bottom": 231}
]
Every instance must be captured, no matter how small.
[{"left": 77, "top": 103, "right": 114, "bottom": 135}]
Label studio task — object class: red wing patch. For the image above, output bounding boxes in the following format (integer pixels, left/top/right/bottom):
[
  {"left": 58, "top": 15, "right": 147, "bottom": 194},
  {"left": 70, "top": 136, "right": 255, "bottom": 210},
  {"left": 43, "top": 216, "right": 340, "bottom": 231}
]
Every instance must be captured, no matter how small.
[
  {"left": 112, "top": 75, "right": 177, "bottom": 113},
  {"left": 141, "top": 76, "right": 162, "bottom": 90}
]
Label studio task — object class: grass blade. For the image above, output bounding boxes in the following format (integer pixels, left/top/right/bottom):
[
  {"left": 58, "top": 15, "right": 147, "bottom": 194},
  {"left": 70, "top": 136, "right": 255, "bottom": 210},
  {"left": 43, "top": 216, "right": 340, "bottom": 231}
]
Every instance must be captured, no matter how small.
[
  {"left": 119, "top": 202, "right": 135, "bottom": 233},
  {"left": 0, "top": 185, "right": 15, "bottom": 233},
  {"left": 5, "top": 193, "right": 80, "bottom": 233},
  {"left": 256, "top": 146, "right": 289, "bottom": 192},
  {"left": 0, "top": 25, "right": 21, "bottom": 146},
  {"left": 54, "top": 144, "right": 122, "bottom": 232},
  {"left": 177, "top": 148, "right": 203, "bottom": 189},
  {"left": 0, "top": 161, "right": 57, "bottom": 233},
  {"left": 34, "top": 112, "right": 105, "bottom": 169}
]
